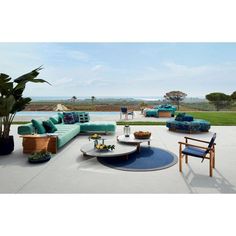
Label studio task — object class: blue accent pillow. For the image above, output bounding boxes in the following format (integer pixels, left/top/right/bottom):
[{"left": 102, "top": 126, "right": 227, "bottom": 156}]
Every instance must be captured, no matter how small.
[
  {"left": 63, "top": 112, "right": 75, "bottom": 124},
  {"left": 43, "top": 120, "right": 58, "bottom": 133}
]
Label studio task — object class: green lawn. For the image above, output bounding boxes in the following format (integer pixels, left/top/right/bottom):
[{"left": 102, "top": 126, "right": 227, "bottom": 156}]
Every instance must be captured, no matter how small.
[{"left": 179, "top": 112, "right": 236, "bottom": 126}]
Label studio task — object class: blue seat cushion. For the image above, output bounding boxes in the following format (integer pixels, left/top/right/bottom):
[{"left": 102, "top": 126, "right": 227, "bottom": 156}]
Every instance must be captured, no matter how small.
[{"left": 182, "top": 146, "right": 207, "bottom": 158}]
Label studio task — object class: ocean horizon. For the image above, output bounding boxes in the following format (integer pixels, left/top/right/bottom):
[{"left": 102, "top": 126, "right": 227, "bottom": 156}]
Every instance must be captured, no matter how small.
[{"left": 31, "top": 96, "right": 205, "bottom": 102}]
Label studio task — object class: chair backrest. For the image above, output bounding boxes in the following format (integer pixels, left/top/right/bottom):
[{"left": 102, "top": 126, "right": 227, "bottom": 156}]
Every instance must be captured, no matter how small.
[
  {"left": 120, "top": 107, "right": 127, "bottom": 113},
  {"left": 205, "top": 133, "right": 216, "bottom": 154}
]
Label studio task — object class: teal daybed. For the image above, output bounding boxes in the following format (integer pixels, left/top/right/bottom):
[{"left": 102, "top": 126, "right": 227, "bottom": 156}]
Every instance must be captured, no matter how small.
[{"left": 166, "top": 113, "right": 210, "bottom": 133}]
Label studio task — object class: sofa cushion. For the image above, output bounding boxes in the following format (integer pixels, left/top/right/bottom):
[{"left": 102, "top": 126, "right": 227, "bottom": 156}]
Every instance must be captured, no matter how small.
[
  {"left": 72, "top": 112, "right": 79, "bottom": 122},
  {"left": 43, "top": 120, "right": 58, "bottom": 133},
  {"left": 63, "top": 112, "right": 75, "bottom": 124},
  {"left": 145, "top": 109, "right": 158, "bottom": 117},
  {"left": 31, "top": 119, "right": 46, "bottom": 134},
  {"left": 58, "top": 113, "right": 64, "bottom": 123},
  {"left": 49, "top": 116, "right": 59, "bottom": 124},
  {"left": 79, "top": 121, "right": 116, "bottom": 133},
  {"left": 18, "top": 123, "right": 35, "bottom": 135},
  {"left": 55, "top": 124, "right": 80, "bottom": 148},
  {"left": 175, "top": 113, "right": 186, "bottom": 121}
]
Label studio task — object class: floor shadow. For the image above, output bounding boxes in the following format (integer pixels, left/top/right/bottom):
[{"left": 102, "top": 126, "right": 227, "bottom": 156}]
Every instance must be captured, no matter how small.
[{"left": 181, "top": 164, "right": 236, "bottom": 193}]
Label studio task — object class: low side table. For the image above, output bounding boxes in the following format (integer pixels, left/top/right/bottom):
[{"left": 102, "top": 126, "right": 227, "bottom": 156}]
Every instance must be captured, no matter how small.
[
  {"left": 117, "top": 134, "right": 151, "bottom": 152},
  {"left": 20, "top": 134, "right": 58, "bottom": 154}
]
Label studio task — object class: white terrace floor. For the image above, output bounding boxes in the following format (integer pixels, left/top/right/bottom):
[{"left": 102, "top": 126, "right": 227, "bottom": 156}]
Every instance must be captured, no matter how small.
[{"left": 0, "top": 125, "right": 236, "bottom": 193}]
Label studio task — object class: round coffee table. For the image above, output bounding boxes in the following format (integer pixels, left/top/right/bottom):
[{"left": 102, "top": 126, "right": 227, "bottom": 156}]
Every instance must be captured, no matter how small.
[
  {"left": 80, "top": 140, "right": 137, "bottom": 158},
  {"left": 117, "top": 134, "right": 151, "bottom": 152}
]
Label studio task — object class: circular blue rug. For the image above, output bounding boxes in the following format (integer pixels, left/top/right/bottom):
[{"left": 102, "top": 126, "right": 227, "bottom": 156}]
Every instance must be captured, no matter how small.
[{"left": 97, "top": 147, "right": 178, "bottom": 171}]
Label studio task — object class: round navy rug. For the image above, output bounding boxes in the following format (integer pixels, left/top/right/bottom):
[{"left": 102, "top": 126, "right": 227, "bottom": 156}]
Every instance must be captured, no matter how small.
[{"left": 97, "top": 147, "right": 178, "bottom": 171}]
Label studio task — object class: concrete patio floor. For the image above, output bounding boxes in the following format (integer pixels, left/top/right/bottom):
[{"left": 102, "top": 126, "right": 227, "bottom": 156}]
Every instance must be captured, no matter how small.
[{"left": 0, "top": 125, "right": 235, "bottom": 193}]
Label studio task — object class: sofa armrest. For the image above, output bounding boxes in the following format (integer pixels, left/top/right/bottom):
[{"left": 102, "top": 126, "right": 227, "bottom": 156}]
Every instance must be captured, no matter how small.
[{"left": 18, "top": 123, "right": 34, "bottom": 135}]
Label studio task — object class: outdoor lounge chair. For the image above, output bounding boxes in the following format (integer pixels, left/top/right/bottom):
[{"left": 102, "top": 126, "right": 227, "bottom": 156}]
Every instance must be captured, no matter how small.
[
  {"left": 178, "top": 133, "right": 216, "bottom": 177},
  {"left": 120, "top": 107, "right": 134, "bottom": 120}
]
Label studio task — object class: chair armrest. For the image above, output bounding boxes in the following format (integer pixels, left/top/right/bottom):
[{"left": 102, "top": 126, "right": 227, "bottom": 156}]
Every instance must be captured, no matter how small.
[
  {"left": 178, "top": 142, "right": 211, "bottom": 151},
  {"left": 184, "top": 137, "right": 216, "bottom": 145}
]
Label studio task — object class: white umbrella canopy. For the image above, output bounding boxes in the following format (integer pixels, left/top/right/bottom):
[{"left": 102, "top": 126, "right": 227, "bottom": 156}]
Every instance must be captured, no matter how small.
[{"left": 54, "top": 104, "right": 70, "bottom": 111}]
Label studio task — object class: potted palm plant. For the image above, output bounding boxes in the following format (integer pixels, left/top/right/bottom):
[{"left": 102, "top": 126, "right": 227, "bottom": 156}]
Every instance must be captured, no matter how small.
[{"left": 0, "top": 66, "right": 50, "bottom": 155}]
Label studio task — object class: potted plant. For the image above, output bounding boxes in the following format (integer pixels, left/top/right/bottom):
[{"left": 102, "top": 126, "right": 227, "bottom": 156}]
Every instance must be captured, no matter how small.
[{"left": 0, "top": 66, "right": 50, "bottom": 155}]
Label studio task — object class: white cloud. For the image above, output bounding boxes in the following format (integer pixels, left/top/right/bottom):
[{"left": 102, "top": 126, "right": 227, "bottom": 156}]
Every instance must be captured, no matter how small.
[{"left": 91, "top": 64, "right": 105, "bottom": 71}]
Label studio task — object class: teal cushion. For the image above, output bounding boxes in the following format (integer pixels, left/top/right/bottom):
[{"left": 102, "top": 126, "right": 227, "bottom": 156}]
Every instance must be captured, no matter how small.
[
  {"left": 55, "top": 124, "right": 80, "bottom": 148},
  {"left": 49, "top": 116, "right": 59, "bottom": 124},
  {"left": 43, "top": 120, "right": 58, "bottom": 133},
  {"left": 58, "top": 113, "right": 64, "bottom": 123},
  {"left": 18, "top": 123, "right": 35, "bottom": 135},
  {"left": 31, "top": 119, "right": 46, "bottom": 134},
  {"left": 80, "top": 121, "right": 116, "bottom": 133}
]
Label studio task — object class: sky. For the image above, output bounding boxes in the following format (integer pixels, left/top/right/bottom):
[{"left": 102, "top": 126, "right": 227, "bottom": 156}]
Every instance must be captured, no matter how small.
[{"left": 0, "top": 43, "right": 236, "bottom": 98}]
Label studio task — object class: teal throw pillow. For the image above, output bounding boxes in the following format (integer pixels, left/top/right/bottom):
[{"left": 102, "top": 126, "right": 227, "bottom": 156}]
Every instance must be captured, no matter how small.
[
  {"left": 58, "top": 113, "right": 64, "bottom": 123},
  {"left": 49, "top": 116, "right": 59, "bottom": 124},
  {"left": 31, "top": 119, "right": 46, "bottom": 134}
]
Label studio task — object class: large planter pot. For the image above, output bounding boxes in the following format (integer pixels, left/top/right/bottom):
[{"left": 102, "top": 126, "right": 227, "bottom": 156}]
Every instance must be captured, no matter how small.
[{"left": 0, "top": 136, "right": 14, "bottom": 155}]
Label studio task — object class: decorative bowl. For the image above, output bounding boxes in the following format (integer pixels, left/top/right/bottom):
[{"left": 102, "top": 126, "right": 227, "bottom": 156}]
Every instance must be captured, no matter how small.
[
  {"left": 89, "top": 134, "right": 101, "bottom": 140},
  {"left": 134, "top": 131, "right": 151, "bottom": 139}
]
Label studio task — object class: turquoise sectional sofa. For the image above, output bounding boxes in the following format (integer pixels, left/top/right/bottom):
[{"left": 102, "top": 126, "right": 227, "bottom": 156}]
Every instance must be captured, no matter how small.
[{"left": 18, "top": 112, "right": 116, "bottom": 152}]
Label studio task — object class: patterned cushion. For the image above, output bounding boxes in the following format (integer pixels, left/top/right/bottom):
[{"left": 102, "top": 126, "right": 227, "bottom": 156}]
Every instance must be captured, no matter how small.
[
  {"left": 63, "top": 112, "right": 75, "bottom": 124},
  {"left": 31, "top": 119, "right": 46, "bottom": 134},
  {"left": 43, "top": 120, "right": 58, "bottom": 133}
]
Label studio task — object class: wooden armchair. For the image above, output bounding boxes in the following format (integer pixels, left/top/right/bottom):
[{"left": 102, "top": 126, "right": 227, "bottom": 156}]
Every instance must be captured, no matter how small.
[{"left": 178, "top": 133, "right": 216, "bottom": 177}]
